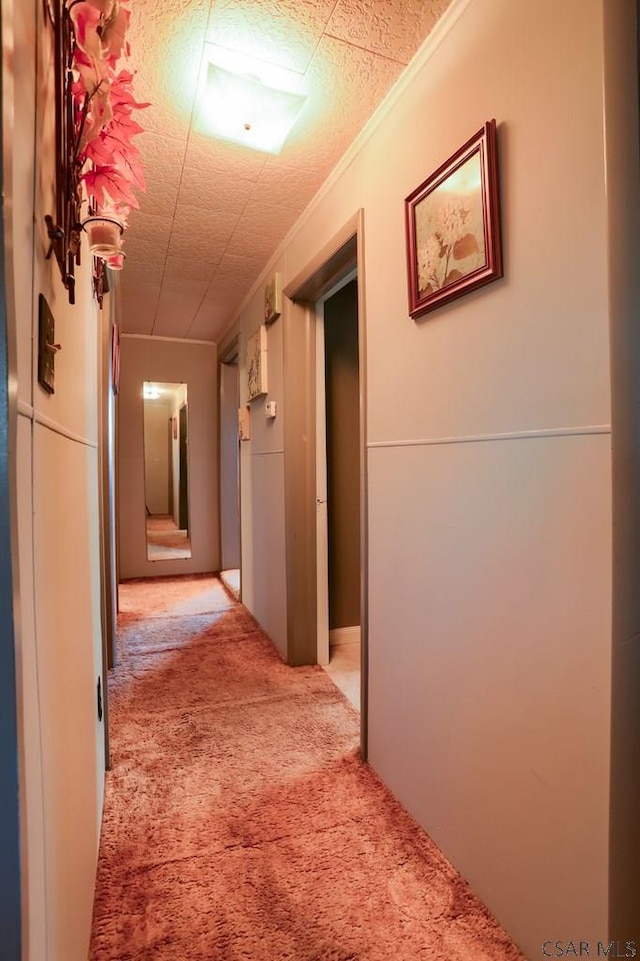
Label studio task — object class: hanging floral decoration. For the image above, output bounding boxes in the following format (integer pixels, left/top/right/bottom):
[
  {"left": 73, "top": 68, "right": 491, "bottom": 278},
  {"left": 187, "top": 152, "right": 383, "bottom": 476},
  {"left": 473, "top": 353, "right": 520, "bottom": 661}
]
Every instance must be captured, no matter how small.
[{"left": 45, "top": 0, "right": 148, "bottom": 304}]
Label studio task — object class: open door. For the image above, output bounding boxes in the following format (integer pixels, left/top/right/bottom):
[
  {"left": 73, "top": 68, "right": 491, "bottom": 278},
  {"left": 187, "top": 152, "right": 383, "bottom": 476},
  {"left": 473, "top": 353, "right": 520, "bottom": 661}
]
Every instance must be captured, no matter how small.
[
  {"left": 282, "top": 210, "right": 368, "bottom": 756},
  {"left": 315, "top": 301, "right": 329, "bottom": 665},
  {"left": 178, "top": 403, "right": 189, "bottom": 532},
  {"left": 316, "top": 273, "right": 361, "bottom": 706},
  {"left": 219, "top": 352, "right": 241, "bottom": 597}
]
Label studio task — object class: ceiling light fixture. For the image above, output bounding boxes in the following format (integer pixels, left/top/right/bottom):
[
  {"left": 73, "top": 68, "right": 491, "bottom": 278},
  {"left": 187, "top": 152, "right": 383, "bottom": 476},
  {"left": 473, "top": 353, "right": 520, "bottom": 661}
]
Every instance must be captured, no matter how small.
[{"left": 196, "top": 55, "right": 306, "bottom": 154}]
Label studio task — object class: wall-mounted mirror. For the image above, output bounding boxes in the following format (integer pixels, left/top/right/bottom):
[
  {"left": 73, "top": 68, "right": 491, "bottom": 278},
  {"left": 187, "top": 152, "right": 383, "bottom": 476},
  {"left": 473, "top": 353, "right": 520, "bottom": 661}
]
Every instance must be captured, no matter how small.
[{"left": 143, "top": 381, "right": 191, "bottom": 561}]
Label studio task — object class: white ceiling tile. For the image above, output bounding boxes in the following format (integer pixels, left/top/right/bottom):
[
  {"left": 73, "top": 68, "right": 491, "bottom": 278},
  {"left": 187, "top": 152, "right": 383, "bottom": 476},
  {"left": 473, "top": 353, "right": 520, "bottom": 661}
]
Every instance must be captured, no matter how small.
[
  {"left": 211, "top": 260, "right": 264, "bottom": 293},
  {"left": 120, "top": 310, "right": 156, "bottom": 336},
  {"left": 127, "top": 0, "right": 211, "bottom": 142},
  {"left": 186, "top": 284, "right": 246, "bottom": 341},
  {"left": 177, "top": 165, "right": 254, "bottom": 212},
  {"left": 163, "top": 254, "right": 220, "bottom": 284},
  {"left": 222, "top": 233, "right": 278, "bottom": 265},
  {"left": 185, "top": 308, "right": 231, "bottom": 343},
  {"left": 123, "top": 212, "right": 173, "bottom": 269},
  {"left": 299, "top": 35, "right": 405, "bottom": 138},
  {"left": 136, "top": 133, "right": 187, "bottom": 188},
  {"left": 223, "top": 202, "right": 298, "bottom": 260},
  {"left": 251, "top": 159, "right": 322, "bottom": 209},
  {"left": 184, "top": 132, "right": 268, "bottom": 183},
  {"left": 139, "top": 178, "right": 181, "bottom": 220},
  {"left": 205, "top": 0, "right": 336, "bottom": 74},
  {"left": 117, "top": 279, "right": 162, "bottom": 335},
  {"left": 152, "top": 285, "right": 207, "bottom": 338},
  {"left": 170, "top": 203, "right": 242, "bottom": 242},
  {"left": 165, "top": 208, "right": 238, "bottom": 266},
  {"left": 139, "top": 106, "right": 193, "bottom": 145},
  {"left": 159, "top": 273, "right": 210, "bottom": 297},
  {"left": 120, "top": 264, "right": 165, "bottom": 290},
  {"left": 234, "top": 200, "right": 300, "bottom": 235},
  {"left": 326, "top": 0, "right": 451, "bottom": 65},
  {"left": 185, "top": 316, "right": 229, "bottom": 341}
]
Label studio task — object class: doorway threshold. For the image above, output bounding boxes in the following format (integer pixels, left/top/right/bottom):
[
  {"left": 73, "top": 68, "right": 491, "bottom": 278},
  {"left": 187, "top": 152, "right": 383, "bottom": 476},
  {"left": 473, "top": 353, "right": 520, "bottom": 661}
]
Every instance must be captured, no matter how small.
[
  {"left": 323, "top": 642, "right": 360, "bottom": 712},
  {"left": 220, "top": 568, "right": 240, "bottom": 600}
]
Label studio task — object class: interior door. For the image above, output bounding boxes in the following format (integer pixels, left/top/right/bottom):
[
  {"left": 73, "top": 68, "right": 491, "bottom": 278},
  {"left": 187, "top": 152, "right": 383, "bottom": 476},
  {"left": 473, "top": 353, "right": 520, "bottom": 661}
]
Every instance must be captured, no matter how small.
[
  {"left": 315, "top": 302, "right": 329, "bottom": 666},
  {"left": 220, "top": 360, "right": 241, "bottom": 572},
  {"left": 178, "top": 403, "right": 188, "bottom": 531}
]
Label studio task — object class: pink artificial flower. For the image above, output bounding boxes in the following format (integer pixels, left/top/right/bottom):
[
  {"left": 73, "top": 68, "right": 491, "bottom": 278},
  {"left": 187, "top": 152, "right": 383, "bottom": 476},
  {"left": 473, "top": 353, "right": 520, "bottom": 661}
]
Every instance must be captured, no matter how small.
[
  {"left": 68, "top": 2, "right": 103, "bottom": 60},
  {"left": 101, "top": 3, "right": 130, "bottom": 62}
]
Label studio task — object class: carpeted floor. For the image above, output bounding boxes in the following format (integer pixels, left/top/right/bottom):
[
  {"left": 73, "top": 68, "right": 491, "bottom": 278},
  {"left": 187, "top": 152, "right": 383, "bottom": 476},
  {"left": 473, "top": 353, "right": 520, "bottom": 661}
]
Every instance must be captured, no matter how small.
[
  {"left": 90, "top": 574, "right": 525, "bottom": 961},
  {"left": 145, "top": 516, "right": 191, "bottom": 561}
]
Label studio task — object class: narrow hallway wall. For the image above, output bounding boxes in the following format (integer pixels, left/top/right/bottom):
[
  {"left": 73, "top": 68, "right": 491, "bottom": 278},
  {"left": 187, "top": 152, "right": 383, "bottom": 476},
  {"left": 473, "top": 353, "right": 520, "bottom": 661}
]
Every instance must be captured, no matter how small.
[
  {"left": 227, "top": 0, "right": 626, "bottom": 955},
  {"left": 227, "top": 291, "right": 288, "bottom": 657},
  {"left": 6, "top": 0, "right": 107, "bottom": 958}
]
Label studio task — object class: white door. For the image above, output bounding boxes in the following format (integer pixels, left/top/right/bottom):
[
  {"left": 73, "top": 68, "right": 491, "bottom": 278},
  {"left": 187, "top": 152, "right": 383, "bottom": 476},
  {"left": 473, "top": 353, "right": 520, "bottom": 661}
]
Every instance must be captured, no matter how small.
[{"left": 220, "top": 361, "right": 241, "bottom": 571}]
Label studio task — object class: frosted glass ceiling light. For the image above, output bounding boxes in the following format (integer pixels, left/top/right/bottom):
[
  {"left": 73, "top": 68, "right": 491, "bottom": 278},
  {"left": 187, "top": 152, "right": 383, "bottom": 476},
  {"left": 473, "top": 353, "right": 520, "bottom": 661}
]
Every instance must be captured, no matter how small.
[{"left": 197, "top": 61, "right": 306, "bottom": 154}]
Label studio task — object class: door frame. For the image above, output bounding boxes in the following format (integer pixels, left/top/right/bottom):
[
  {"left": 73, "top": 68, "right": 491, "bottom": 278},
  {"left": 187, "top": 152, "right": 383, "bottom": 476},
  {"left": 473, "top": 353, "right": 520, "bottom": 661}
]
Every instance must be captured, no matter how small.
[
  {"left": 178, "top": 402, "right": 189, "bottom": 531},
  {"left": 314, "top": 267, "right": 359, "bottom": 668},
  {"left": 217, "top": 336, "right": 242, "bottom": 592},
  {"left": 282, "top": 209, "right": 369, "bottom": 758}
]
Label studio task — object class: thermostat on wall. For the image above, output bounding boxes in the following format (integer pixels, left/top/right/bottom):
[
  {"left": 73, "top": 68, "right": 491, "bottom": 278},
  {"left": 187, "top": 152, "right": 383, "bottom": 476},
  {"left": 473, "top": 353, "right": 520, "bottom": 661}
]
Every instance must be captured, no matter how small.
[{"left": 265, "top": 401, "right": 277, "bottom": 419}]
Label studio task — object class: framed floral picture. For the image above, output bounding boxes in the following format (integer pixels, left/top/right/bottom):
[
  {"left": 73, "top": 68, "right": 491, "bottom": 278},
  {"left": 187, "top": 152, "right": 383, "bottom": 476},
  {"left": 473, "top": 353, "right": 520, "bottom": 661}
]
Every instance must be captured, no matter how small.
[{"left": 405, "top": 120, "right": 503, "bottom": 319}]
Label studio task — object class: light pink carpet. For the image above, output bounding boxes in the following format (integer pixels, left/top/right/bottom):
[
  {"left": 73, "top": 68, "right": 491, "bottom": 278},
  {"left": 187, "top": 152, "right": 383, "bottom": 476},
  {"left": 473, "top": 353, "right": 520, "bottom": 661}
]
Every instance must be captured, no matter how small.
[{"left": 90, "top": 574, "right": 525, "bottom": 961}]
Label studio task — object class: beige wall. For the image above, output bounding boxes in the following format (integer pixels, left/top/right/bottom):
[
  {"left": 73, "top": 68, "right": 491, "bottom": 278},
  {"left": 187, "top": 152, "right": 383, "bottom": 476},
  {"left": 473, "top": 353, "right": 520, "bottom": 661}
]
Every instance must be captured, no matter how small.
[
  {"left": 227, "top": 276, "right": 289, "bottom": 656},
  {"left": 118, "top": 335, "right": 218, "bottom": 578},
  {"left": 225, "top": 0, "right": 633, "bottom": 954},
  {"left": 8, "top": 0, "right": 107, "bottom": 957}
]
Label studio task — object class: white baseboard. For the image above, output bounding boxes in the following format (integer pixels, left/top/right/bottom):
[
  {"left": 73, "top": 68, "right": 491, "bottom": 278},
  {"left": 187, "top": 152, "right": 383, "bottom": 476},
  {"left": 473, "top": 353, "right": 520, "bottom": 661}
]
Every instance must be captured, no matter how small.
[{"left": 329, "top": 626, "right": 360, "bottom": 648}]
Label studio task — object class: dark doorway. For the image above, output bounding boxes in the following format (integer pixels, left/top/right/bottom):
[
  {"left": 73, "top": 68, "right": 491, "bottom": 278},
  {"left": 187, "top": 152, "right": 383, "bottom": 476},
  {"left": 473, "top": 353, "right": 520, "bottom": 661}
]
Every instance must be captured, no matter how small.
[
  {"left": 324, "top": 279, "right": 360, "bottom": 638},
  {"left": 178, "top": 403, "right": 189, "bottom": 532}
]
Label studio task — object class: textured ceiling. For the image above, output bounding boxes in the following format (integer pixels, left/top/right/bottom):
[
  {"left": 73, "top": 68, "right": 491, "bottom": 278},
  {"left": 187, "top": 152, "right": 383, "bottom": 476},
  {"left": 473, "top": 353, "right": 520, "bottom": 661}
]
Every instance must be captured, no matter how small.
[{"left": 120, "top": 0, "right": 453, "bottom": 342}]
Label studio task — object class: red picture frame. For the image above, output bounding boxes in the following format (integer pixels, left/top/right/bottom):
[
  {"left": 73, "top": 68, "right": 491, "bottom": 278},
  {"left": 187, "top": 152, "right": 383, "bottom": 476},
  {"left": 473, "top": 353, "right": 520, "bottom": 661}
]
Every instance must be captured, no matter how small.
[{"left": 405, "top": 119, "right": 503, "bottom": 320}]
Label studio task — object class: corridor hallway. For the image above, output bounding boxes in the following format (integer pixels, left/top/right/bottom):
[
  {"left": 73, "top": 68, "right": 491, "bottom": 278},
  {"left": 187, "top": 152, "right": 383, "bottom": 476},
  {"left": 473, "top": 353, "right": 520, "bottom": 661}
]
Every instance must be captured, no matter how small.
[{"left": 89, "top": 575, "right": 525, "bottom": 961}]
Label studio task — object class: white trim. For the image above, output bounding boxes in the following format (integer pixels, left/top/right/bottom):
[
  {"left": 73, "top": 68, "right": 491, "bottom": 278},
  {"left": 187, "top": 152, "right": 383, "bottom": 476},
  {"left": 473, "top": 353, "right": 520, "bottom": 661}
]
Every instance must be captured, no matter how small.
[
  {"left": 315, "top": 300, "right": 329, "bottom": 668},
  {"left": 32, "top": 410, "right": 98, "bottom": 449},
  {"left": 121, "top": 333, "right": 216, "bottom": 346},
  {"left": 368, "top": 425, "right": 611, "bottom": 450},
  {"left": 329, "top": 626, "right": 361, "bottom": 648},
  {"left": 221, "top": 0, "right": 475, "bottom": 340}
]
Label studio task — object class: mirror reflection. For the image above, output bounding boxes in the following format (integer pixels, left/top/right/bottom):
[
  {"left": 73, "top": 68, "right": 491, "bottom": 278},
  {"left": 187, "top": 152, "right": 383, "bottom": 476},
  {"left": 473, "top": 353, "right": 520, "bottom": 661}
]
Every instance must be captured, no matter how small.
[{"left": 143, "top": 381, "right": 191, "bottom": 561}]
